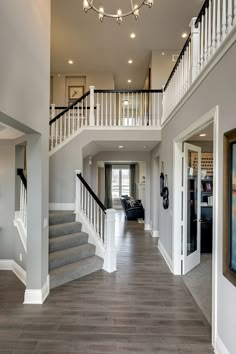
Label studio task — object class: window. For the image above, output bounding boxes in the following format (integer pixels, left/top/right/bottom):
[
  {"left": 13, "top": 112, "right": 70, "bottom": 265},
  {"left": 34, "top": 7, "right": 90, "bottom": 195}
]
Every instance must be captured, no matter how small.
[{"left": 112, "top": 167, "right": 130, "bottom": 208}]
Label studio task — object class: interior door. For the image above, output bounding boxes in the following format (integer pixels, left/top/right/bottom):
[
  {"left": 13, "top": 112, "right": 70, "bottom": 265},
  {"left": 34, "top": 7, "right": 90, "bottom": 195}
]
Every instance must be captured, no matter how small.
[{"left": 183, "top": 143, "right": 201, "bottom": 274}]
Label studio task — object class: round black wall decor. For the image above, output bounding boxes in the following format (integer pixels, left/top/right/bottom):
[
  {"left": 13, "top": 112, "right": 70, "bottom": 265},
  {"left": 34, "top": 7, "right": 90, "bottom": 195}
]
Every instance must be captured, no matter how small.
[
  {"left": 160, "top": 162, "right": 164, "bottom": 197},
  {"left": 162, "top": 174, "right": 169, "bottom": 210}
]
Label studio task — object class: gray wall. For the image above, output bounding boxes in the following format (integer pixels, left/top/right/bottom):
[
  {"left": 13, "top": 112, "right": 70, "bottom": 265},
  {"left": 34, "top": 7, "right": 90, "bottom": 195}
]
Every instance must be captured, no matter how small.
[
  {"left": 0, "top": 0, "right": 50, "bottom": 289},
  {"left": 0, "top": 141, "right": 26, "bottom": 269},
  {"left": 157, "top": 39, "right": 236, "bottom": 353}
]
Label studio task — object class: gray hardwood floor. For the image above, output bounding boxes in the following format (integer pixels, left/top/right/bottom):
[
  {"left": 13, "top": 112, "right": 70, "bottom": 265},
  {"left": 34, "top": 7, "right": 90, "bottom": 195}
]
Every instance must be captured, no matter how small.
[{"left": 0, "top": 212, "right": 214, "bottom": 353}]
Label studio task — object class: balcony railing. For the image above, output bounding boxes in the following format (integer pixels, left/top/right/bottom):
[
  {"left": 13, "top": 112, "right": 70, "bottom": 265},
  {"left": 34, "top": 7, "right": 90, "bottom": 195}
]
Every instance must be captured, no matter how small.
[{"left": 162, "top": 0, "right": 236, "bottom": 124}]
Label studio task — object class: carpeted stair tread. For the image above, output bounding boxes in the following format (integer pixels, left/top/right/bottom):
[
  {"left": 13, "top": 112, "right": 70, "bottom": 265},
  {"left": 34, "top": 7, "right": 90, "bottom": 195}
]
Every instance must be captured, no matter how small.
[
  {"left": 49, "top": 211, "right": 75, "bottom": 226},
  {"left": 50, "top": 255, "right": 103, "bottom": 289},
  {"left": 49, "top": 221, "right": 82, "bottom": 238},
  {"left": 49, "top": 243, "right": 96, "bottom": 270},
  {"left": 49, "top": 232, "right": 88, "bottom": 253}
]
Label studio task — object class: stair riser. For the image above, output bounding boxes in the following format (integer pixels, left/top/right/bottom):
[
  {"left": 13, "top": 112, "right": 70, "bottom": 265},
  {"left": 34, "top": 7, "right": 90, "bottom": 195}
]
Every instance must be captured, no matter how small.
[
  {"left": 49, "top": 245, "right": 96, "bottom": 270},
  {"left": 49, "top": 213, "right": 75, "bottom": 226},
  {"left": 50, "top": 258, "right": 103, "bottom": 289},
  {"left": 49, "top": 223, "right": 82, "bottom": 238},
  {"left": 49, "top": 235, "right": 88, "bottom": 253}
]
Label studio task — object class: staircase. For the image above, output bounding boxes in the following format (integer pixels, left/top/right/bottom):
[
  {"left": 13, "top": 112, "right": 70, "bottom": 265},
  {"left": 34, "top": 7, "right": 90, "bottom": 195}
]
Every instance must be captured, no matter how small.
[{"left": 49, "top": 211, "right": 103, "bottom": 289}]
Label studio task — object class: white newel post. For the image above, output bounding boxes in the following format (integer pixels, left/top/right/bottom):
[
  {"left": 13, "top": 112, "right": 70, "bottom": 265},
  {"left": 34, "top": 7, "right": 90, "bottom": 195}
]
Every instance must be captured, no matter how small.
[
  {"left": 190, "top": 17, "right": 200, "bottom": 82},
  {"left": 103, "top": 209, "right": 117, "bottom": 273},
  {"left": 89, "top": 86, "right": 95, "bottom": 126},
  {"left": 75, "top": 169, "right": 82, "bottom": 213}
]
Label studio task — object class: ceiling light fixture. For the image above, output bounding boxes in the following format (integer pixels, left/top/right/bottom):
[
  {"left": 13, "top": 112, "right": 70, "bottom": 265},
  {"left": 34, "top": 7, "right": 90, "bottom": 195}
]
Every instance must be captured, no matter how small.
[
  {"left": 128, "top": 59, "right": 133, "bottom": 64},
  {"left": 128, "top": 79, "right": 132, "bottom": 83},
  {"left": 199, "top": 133, "right": 207, "bottom": 137},
  {"left": 130, "top": 33, "right": 136, "bottom": 38},
  {"left": 182, "top": 32, "right": 188, "bottom": 38},
  {"left": 68, "top": 60, "right": 73, "bottom": 64},
  {"left": 83, "top": 0, "right": 153, "bottom": 24},
  {"left": 118, "top": 145, "right": 124, "bottom": 149}
]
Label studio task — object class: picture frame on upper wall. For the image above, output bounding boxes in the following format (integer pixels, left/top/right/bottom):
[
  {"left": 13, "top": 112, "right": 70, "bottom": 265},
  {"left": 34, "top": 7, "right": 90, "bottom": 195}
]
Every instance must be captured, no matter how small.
[
  {"left": 68, "top": 85, "right": 84, "bottom": 101},
  {"left": 223, "top": 128, "right": 236, "bottom": 286}
]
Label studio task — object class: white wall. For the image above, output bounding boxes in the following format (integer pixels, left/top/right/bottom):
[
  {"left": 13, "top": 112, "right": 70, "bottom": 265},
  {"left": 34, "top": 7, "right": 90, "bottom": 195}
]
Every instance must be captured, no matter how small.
[
  {"left": 0, "top": 0, "right": 50, "bottom": 291},
  {"left": 51, "top": 71, "right": 114, "bottom": 106},
  {"left": 158, "top": 39, "right": 236, "bottom": 353}
]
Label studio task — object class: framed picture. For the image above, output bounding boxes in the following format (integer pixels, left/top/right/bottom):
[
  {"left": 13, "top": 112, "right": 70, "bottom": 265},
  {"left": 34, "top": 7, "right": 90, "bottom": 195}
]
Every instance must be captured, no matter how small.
[
  {"left": 68, "top": 86, "right": 84, "bottom": 101},
  {"left": 223, "top": 128, "right": 236, "bottom": 286}
]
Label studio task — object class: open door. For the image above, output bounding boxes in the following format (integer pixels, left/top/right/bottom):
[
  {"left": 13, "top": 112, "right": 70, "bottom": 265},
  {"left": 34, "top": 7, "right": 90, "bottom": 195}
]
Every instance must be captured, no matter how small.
[{"left": 183, "top": 143, "right": 201, "bottom": 274}]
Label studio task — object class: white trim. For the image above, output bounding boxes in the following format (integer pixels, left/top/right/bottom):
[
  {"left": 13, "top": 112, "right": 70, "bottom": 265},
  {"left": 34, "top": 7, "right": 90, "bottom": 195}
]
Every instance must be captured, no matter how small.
[
  {"left": 158, "top": 239, "right": 173, "bottom": 273},
  {"left": 24, "top": 275, "right": 50, "bottom": 304},
  {"left": 0, "top": 259, "right": 26, "bottom": 285},
  {"left": 215, "top": 335, "right": 230, "bottom": 354},
  {"left": 49, "top": 203, "right": 75, "bottom": 211},
  {"left": 162, "top": 26, "right": 236, "bottom": 128},
  {"left": 13, "top": 211, "right": 27, "bottom": 252},
  {"left": 152, "top": 230, "right": 159, "bottom": 238},
  {"left": 144, "top": 224, "right": 151, "bottom": 231},
  {"left": 172, "top": 106, "right": 219, "bottom": 350}
]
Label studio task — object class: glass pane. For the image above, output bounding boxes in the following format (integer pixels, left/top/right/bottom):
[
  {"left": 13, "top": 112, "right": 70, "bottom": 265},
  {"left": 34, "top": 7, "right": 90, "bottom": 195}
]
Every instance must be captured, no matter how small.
[
  {"left": 231, "top": 143, "right": 236, "bottom": 271},
  {"left": 121, "top": 169, "right": 130, "bottom": 196},
  {"left": 112, "top": 169, "right": 119, "bottom": 199},
  {"left": 187, "top": 150, "right": 198, "bottom": 256}
]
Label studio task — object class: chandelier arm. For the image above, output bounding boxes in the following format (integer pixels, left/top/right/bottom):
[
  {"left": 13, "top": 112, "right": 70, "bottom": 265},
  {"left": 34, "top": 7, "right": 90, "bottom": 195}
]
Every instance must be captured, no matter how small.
[{"left": 86, "top": 0, "right": 146, "bottom": 18}]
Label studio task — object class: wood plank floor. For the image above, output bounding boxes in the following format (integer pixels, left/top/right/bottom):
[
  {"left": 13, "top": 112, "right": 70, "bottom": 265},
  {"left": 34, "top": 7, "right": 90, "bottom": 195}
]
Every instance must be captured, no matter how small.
[{"left": 0, "top": 213, "right": 214, "bottom": 353}]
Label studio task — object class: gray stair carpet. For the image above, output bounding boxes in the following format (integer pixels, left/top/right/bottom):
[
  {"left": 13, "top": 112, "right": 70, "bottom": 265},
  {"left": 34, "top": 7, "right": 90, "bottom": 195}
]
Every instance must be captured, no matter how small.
[{"left": 49, "top": 211, "right": 103, "bottom": 289}]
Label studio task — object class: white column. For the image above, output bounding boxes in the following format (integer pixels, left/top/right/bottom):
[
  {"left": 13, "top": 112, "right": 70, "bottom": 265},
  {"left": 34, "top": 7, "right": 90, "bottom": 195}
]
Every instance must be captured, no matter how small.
[
  {"left": 50, "top": 103, "right": 56, "bottom": 120},
  {"left": 75, "top": 169, "right": 82, "bottom": 213},
  {"left": 89, "top": 86, "right": 95, "bottom": 126},
  {"left": 103, "top": 209, "right": 117, "bottom": 273}
]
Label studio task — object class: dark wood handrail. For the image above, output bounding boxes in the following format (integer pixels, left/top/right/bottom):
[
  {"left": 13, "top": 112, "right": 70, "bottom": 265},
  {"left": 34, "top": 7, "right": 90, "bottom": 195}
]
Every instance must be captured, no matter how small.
[
  {"left": 94, "top": 89, "right": 162, "bottom": 94},
  {"left": 164, "top": 34, "right": 191, "bottom": 91},
  {"left": 49, "top": 90, "right": 90, "bottom": 125},
  {"left": 17, "top": 168, "right": 27, "bottom": 189},
  {"left": 77, "top": 173, "right": 106, "bottom": 214},
  {"left": 195, "top": 0, "right": 210, "bottom": 27},
  {"left": 50, "top": 106, "right": 92, "bottom": 110}
]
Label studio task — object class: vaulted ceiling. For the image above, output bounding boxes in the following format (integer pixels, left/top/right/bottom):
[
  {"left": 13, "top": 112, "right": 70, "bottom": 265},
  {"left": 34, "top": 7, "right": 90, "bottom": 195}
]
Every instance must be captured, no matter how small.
[{"left": 51, "top": 0, "right": 204, "bottom": 89}]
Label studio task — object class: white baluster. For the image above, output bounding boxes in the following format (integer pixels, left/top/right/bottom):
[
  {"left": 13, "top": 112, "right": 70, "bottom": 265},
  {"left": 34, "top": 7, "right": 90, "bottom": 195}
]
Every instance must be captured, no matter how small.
[
  {"left": 75, "top": 169, "right": 82, "bottom": 213},
  {"left": 227, "top": 0, "right": 233, "bottom": 32},
  {"left": 200, "top": 18, "right": 204, "bottom": 68},
  {"left": 105, "top": 92, "right": 108, "bottom": 126},
  {"left": 208, "top": 1, "right": 212, "bottom": 58},
  {"left": 89, "top": 86, "right": 95, "bottom": 126},
  {"left": 204, "top": 6, "right": 209, "bottom": 64},
  {"left": 114, "top": 93, "right": 116, "bottom": 126},
  {"left": 234, "top": 0, "right": 236, "bottom": 26},
  {"left": 222, "top": 0, "right": 227, "bottom": 39},
  {"left": 59, "top": 118, "right": 62, "bottom": 144},
  {"left": 110, "top": 92, "right": 112, "bottom": 126},
  {"left": 212, "top": 0, "right": 217, "bottom": 53},
  {"left": 96, "top": 92, "right": 100, "bottom": 126},
  {"left": 103, "top": 209, "right": 116, "bottom": 273},
  {"left": 217, "top": 0, "right": 222, "bottom": 47}
]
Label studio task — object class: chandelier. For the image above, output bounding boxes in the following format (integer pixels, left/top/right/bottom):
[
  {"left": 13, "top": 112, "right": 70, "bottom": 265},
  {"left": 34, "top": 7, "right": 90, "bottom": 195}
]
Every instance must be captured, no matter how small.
[{"left": 83, "top": 0, "right": 154, "bottom": 24}]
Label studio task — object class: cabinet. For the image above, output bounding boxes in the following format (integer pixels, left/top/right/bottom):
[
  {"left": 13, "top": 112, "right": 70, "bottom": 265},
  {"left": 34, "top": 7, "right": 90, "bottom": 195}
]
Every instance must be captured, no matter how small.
[{"left": 201, "top": 178, "right": 213, "bottom": 253}]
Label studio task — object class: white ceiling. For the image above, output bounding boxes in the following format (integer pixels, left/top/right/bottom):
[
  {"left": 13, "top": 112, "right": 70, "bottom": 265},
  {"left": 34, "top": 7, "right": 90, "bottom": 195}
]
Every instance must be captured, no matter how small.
[
  {"left": 51, "top": 0, "right": 205, "bottom": 89},
  {"left": 0, "top": 122, "right": 24, "bottom": 139},
  {"left": 188, "top": 124, "right": 213, "bottom": 141}
]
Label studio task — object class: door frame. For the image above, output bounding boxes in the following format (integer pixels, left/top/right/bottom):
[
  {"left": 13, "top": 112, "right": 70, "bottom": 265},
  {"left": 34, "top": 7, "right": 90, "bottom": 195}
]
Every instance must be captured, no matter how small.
[{"left": 172, "top": 106, "right": 219, "bottom": 348}]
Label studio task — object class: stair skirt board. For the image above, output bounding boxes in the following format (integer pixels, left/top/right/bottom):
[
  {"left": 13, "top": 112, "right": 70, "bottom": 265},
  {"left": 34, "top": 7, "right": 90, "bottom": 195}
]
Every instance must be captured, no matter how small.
[{"left": 49, "top": 211, "right": 103, "bottom": 289}]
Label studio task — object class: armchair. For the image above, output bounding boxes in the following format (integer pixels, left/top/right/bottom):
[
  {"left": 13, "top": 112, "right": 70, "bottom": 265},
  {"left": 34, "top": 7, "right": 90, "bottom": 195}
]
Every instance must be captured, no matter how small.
[{"left": 120, "top": 195, "right": 144, "bottom": 220}]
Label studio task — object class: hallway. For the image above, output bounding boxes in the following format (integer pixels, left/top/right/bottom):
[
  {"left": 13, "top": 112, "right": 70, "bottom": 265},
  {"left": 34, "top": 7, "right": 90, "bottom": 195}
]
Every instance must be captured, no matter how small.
[{"left": 0, "top": 214, "right": 213, "bottom": 353}]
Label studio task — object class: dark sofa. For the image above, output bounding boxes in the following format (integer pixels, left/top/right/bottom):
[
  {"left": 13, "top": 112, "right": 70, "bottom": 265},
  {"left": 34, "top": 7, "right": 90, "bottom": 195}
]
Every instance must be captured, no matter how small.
[{"left": 120, "top": 195, "right": 144, "bottom": 220}]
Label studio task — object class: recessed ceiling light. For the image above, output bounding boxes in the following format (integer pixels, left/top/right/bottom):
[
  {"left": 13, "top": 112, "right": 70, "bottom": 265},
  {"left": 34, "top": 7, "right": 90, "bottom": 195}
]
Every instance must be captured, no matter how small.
[
  {"left": 68, "top": 60, "right": 73, "bottom": 64},
  {"left": 57, "top": 74, "right": 61, "bottom": 77},
  {"left": 199, "top": 133, "right": 207, "bottom": 137},
  {"left": 118, "top": 145, "right": 124, "bottom": 149},
  {"left": 122, "top": 100, "right": 129, "bottom": 106},
  {"left": 182, "top": 32, "right": 187, "bottom": 38},
  {"left": 130, "top": 33, "right": 136, "bottom": 39},
  {"left": 128, "top": 59, "right": 133, "bottom": 64},
  {"left": 161, "top": 52, "right": 165, "bottom": 56},
  {"left": 144, "top": 145, "right": 147, "bottom": 149},
  {"left": 127, "top": 79, "right": 132, "bottom": 83}
]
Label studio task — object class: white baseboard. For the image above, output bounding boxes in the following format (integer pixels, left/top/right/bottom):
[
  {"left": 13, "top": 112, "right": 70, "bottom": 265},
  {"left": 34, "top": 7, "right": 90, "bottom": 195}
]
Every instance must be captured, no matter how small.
[
  {"left": 24, "top": 275, "right": 50, "bottom": 304},
  {"left": 215, "top": 335, "right": 230, "bottom": 354},
  {"left": 0, "top": 259, "right": 26, "bottom": 285},
  {"left": 158, "top": 239, "right": 173, "bottom": 273},
  {"left": 152, "top": 230, "right": 159, "bottom": 238},
  {"left": 49, "top": 203, "right": 75, "bottom": 211},
  {"left": 144, "top": 224, "right": 151, "bottom": 231}
]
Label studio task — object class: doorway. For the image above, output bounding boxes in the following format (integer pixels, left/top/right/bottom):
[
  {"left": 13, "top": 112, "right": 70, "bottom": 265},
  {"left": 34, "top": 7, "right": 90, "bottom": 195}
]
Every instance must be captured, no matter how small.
[
  {"left": 112, "top": 166, "right": 130, "bottom": 208},
  {"left": 172, "top": 107, "right": 219, "bottom": 347}
]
